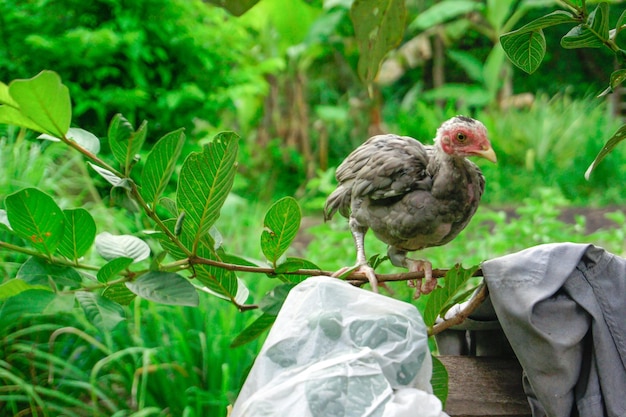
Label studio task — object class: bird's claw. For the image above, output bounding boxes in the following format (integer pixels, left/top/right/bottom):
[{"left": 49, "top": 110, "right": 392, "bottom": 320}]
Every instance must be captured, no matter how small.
[
  {"left": 407, "top": 259, "right": 437, "bottom": 299},
  {"left": 332, "top": 263, "right": 383, "bottom": 294}
]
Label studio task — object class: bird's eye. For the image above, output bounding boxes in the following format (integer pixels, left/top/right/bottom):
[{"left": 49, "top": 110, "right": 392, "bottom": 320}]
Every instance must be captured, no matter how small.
[{"left": 456, "top": 132, "right": 466, "bottom": 142}]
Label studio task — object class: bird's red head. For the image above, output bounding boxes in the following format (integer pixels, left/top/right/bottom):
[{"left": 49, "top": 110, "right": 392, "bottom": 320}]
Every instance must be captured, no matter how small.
[{"left": 436, "top": 116, "right": 497, "bottom": 163}]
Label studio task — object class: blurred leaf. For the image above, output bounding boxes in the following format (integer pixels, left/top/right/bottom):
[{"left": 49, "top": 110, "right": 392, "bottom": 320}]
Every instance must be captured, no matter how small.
[
  {"left": 0, "top": 290, "right": 56, "bottom": 330},
  {"left": 561, "top": 3, "right": 609, "bottom": 49},
  {"left": 57, "top": 208, "right": 96, "bottom": 261},
  {"left": 486, "top": 0, "right": 517, "bottom": 31},
  {"left": 177, "top": 132, "right": 239, "bottom": 254},
  {"left": 0, "top": 279, "right": 50, "bottom": 301},
  {"left": 141, "top": 128, "right": 186, "bottom": 207},
  {"left": 351, "top": 0, "right": 406, "bottom": 82},
  {"left": 616, "top": 9, "right": 626, "bottom": 35},
  {"left": 500, "top": 10, "right": 575, "bottom": 73},
  {"left": 423, "top": 264, "right": 479, "bottom": 327},
  {"left": 76, "top": 291, "right": 126, "bottom": 332},
  {"left": 261, "top": 197, "right": 302, "bottom": 266},
  {"left": 448, "top": 49, "right": 485, "bottom": 83},
  {"left": 126, "top": 271, "right": 199, "bottom": 307},
  {"left": 205, "top": 0, "right": 261, "bottom": 16},
  {"left": 230, "top": 313, "right": 276, "bottom": 348},
  {"left": 97, "top": 257, "right": 134, "bottom": 283},
  {"left": 108, "top": 114, "right": 147, "bottom": 173},
  {"left": 585, "top": 124, "right": 626, "bottom": 179},
  {"left": 102, "top": 282, "right": 136, "bottom": 305},
  {"left": 17, "top": 256, "right": 82, "bottom": 288},
  {"left": 95, "top": 232, "right": 150, "bottom": 262},
  {"left": 431, "top": 355, "right": 449, "bottom": 408},
  {"left": 7, "top": 70, "right": 71, "bottom": 137},
  {"left": 409, "top": 0, "right": 482, "bottom": 31},
  {"left": 258, "top": 284, "right": 295, "bottom": 315},
  {"left": 5, "top": 187, "right": 65, "bottom": 256}
]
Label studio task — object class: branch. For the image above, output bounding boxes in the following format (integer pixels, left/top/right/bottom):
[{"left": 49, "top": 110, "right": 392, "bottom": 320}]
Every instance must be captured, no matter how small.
[
  {"left": 428, "top": 283, "right": 489, "bottom": 337},
  {"left": 189, "top": 255, "right": 484, "bottom": 283}
]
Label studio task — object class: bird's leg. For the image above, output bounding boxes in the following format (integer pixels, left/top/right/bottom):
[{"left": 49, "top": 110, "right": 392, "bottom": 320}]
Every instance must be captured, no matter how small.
[
  {"left": 332, "top": 219, "right": 380, "bottom": 292},
  {"left": 388, "top": 247, "right": 437, "bottom": 299}
]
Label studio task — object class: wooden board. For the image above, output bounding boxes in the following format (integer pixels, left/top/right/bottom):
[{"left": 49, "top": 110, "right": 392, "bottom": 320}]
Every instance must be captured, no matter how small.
[{"left": 438, "top": 356, "right": 531, "bottom": 417}]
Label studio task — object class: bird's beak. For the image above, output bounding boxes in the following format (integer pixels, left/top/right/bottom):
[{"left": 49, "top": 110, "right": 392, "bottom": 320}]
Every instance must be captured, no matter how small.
[{"left": 474, "top": 146, "right": 497, "bottom": 163}]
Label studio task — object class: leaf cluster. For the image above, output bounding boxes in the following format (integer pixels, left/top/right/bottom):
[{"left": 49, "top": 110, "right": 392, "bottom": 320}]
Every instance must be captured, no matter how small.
[
  {"left": 0, "top": 71, "right": 320, "bottom": 334},
  {"left": 499, "top": 1, "right": 626, "bottom": 177}
]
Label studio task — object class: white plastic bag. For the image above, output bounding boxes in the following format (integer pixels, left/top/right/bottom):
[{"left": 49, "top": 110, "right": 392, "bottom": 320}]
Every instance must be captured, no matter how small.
[{"left": 231, "top": 276, "right": 448, "bottom": 417}]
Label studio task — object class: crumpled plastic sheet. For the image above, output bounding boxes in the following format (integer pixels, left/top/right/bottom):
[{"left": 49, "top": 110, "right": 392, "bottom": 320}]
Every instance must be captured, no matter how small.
[{"left": 231, "top": 276, "right": 449, "bottom": 417}]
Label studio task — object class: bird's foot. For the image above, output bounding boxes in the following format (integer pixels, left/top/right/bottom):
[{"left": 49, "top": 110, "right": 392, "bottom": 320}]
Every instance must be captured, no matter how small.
[
  {"left": 406, "top": 259, "right": 437, "bottom": 299},
  {"left": 332, "top": 263, "right": 384, "bottom": 293}
]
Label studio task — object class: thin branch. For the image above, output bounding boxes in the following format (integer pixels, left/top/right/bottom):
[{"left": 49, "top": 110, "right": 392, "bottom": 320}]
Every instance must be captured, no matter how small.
[{"left": 428, "top": 283, "right": 489, "bottom": 337}]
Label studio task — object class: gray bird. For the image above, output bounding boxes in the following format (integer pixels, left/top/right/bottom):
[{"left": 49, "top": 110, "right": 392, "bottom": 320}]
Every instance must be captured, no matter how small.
[{"left": 324, "top": 116, "right": 497, "bottom": 297}]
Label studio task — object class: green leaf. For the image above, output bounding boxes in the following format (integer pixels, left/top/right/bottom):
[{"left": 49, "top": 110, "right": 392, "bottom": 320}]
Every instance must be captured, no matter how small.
[
  {"left": 126, "top": 271, "right": 199, "bottom": 307},
  {"left": 230, "top": 313, "right": 277, "bottom": 348},
  {"left": 585, "top": 124, "right": 626, "bottom": 179},
  {"left": 177, "top": 132, "right": 239, "bottom": 254},
  {"left": 8, "top": 70, "right": 71, "bottom": 137},
  {"left": 275, "top": 257, "right": 320, "bottom": 283},
  {"left": 0, "top": 279, "right": 50, "bottom": 301},
  {"left": 261, "top": 197, "right": 301, "bottom": 266},
  {"left": 500, "top": 29, "right": 546, "bottom": 74},
  {"left": 102, "top": 283, "right": 136, "bottom": 306},
  {"left": 57, "top": 208, "right": 96, "bottom": 261},
  {"left": 431, "top": 355, "right": 449, "bottom": 408},
  {"left": 351, "top": 0, "right": 406, "bottom": 83},
  {"left": 500, "top": 10, "right": 575, "bottom": 73},
  {"left": 561, "top": 3, "right": 609, "bottom": 49},
  {"left": 97, "top": 257, "right": 134, "bottom": 283},
  {"left": 17, "top": 256, "right": 82, "bottom": 288},
  {"left": 0, "top": 290, "right": 56, "bottom": 330},
  {"left": 206, "top": 0, "right": 261, "bottom": 16},
  {"left": 0, "top": 81, "right": 17, "bottom": 106},
  {"left": 108, "top": 114, "right": 147, "bottom": 173},
  {"left": 40, "top": 128, "right": 101, "bottom": 154},
  {"left": 76, "top": 291, "right": 126, "bottom": 332},
  {"left": 0, "top": 105, "right": 45, "bottom": 132},
  {"left": 141, "top": 128, "right": 186, "bottom": 207},
  {"left": 87, "top": 162, "right": 130, "bottom": 189},
  {"left": 423, "top": 264, "right": 480, "bottom": 327},
  {"left": 409, "top": 0, "right": 483, "bottom": 31},
  {"left": 258, "top": 284, "right": 295, "bottom": 315},
  {"left": 94, "top": 232, "right": 150, "bottom": 262},
  {"left": 158, "top": 219, "right": 239, "bottom": 301},
  {"left": 5, "top": 187, "right": 65, "bottom": 256},
  {"left": 599, "top": 69, "right": 626, "bottom": 97},
  {"left": 66, "top": 128, "right": 101, "bottom": 154}
]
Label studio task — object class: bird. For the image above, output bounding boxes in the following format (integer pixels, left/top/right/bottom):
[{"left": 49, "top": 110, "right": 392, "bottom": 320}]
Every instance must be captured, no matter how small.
[{"left": 324, "top": 116, "right": 496, "bottom": 298}]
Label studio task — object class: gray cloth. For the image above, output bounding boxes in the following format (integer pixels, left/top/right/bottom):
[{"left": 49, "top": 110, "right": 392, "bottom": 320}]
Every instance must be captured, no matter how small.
[{"left": 481, "top": 243, "right": 626, "bottom": 417}]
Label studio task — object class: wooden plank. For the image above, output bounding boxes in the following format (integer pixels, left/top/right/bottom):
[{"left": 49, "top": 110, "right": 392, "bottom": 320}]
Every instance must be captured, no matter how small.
[{"left": 438, "top": 356, "right": 531, "bottom": 417}]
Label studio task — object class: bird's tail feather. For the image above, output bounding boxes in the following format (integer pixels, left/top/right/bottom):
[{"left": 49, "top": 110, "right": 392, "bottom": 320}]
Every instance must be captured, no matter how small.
[{"left": 323, "top": 185, "right": 351, "bottom": 221}]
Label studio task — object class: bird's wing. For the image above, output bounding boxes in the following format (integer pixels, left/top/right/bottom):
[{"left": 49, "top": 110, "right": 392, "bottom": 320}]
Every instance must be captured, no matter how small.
[{"left": 347, "top": 134, "right": 433, "bottom": 201}]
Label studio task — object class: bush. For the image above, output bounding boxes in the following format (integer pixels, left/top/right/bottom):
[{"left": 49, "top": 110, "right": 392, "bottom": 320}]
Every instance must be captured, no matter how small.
[{"left": 0, "top": 0, "right": 266, "bottom": 139}]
